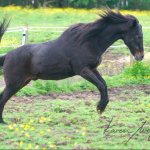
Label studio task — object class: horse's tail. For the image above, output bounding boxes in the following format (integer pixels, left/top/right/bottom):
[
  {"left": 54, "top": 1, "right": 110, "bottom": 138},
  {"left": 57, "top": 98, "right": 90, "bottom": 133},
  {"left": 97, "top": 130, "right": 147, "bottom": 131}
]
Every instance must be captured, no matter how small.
[{"left": 0, "top": 16, "right": 10, "bottom": 42}]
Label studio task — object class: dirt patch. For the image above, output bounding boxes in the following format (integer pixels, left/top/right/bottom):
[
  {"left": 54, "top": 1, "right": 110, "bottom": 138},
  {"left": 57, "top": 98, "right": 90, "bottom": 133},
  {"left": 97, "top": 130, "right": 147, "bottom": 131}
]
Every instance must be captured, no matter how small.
[
  {"left": 8, "top": 84, "right": 150, "bottom": 104},
  {"left": 100, "top": 48, "right": 127, "bottom": 76},
  {"left": 0, "top": 78, "right": 5, "bottom": 88}
]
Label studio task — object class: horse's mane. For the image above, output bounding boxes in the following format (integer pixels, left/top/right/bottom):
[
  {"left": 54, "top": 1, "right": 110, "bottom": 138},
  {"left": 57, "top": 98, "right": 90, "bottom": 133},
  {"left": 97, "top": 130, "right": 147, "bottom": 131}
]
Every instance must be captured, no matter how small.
[{"left": 63, "top": 7, "right": 138, "bottom": 45}]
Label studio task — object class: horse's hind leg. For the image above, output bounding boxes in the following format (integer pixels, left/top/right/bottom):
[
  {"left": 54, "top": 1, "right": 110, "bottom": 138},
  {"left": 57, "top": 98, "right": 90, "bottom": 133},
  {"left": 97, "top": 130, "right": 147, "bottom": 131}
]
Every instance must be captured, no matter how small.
[
  {"left": 0, "top": 78, "right": 31, "bottom": 124},
  {"left": 0, "top": 83, "right": 24, "bottom": 124},
  {"left": 0, "top": 51, "right": 32, "bottom": 124}
]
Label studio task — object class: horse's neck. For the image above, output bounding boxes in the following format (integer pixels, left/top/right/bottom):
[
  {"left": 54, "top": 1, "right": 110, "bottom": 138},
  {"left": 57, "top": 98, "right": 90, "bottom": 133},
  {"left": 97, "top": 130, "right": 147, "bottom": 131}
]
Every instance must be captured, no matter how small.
[{"left": 94, "top": 25, "right": 122, "bottom": 55}]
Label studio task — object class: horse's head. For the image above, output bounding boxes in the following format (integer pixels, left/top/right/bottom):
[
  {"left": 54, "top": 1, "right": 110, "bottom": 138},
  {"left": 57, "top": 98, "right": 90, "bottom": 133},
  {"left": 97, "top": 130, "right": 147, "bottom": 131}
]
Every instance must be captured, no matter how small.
[{"left": 121, "top": 15, "right": 144, "bottom": 61}]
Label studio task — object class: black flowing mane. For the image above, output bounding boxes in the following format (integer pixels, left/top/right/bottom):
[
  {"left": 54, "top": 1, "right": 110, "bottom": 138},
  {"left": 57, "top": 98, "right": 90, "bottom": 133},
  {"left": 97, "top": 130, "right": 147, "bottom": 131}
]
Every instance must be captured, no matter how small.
[{"left": 63, "top": 7, "right": 138, "bottom": 45}]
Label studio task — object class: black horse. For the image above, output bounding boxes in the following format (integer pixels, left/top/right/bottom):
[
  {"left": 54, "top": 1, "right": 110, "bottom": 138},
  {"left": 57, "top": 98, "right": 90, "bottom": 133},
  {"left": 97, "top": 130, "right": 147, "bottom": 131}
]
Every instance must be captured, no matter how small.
[{"left": 0, "top": 8, "right": 144, "bottom": 124}]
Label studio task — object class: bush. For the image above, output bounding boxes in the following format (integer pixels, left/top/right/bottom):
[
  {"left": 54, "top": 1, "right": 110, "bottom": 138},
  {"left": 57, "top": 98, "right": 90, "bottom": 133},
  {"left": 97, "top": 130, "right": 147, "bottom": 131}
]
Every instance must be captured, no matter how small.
[
  {"left": 15, "top": 61, "right": 150, "bottom": 96},
  {"left": 122, "top": 61, "right": 150, "bottom": 78}
]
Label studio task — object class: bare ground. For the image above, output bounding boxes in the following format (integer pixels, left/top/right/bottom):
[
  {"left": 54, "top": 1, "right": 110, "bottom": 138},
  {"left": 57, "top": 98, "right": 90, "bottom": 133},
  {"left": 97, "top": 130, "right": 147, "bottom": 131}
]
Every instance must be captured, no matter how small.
[{"left": 9, "top": 84, "right": 150, "bottom": 104}]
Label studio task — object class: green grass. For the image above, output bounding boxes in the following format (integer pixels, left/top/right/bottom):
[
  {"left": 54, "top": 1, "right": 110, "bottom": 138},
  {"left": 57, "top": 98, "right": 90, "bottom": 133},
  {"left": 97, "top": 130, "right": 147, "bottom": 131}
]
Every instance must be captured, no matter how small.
[
  {"left": 1, "top": 89, "right": 150, "bottom": 149},
  {"left": 0, "top": 7, "right": 150, "bottom": 54},
  {"left": 12, "top": 75, "right": 150, "bottom": 97}
]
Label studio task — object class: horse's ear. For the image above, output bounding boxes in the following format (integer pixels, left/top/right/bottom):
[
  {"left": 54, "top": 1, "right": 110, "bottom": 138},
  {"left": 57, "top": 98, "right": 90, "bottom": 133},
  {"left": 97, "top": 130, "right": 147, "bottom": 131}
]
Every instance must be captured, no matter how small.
[{"left": 131, "top": 19, "right": 137, "bottom": 27}]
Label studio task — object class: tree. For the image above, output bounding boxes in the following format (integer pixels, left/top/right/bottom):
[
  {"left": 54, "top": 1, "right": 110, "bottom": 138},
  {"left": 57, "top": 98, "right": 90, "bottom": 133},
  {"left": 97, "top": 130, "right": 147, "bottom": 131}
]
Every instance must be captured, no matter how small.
[
  {"left": 35, "top": 0, "right": 55, "bottom": 8},
  {"left": 0, "top": 0, "right": 150, "bottom": 10}
]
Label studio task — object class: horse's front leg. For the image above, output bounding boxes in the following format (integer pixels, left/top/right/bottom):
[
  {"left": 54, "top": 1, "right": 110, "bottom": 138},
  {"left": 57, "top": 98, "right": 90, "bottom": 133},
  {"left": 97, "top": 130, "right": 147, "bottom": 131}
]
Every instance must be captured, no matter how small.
[
  {"left": 92, "top": 69, "right": 109, "bottom": 114},
  {"left": 80, "top": 67, "right": 108, "bottom": 114}
]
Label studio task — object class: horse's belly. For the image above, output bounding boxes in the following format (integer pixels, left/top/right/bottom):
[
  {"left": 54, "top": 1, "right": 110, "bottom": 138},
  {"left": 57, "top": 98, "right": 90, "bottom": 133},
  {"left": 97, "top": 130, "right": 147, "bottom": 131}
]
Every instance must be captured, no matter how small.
[
  {"left": 36, "top": 72, "right": 75, "bottom": 80},
  {"left": 32, "top": 64, "right": 75, "bottom": 80}
]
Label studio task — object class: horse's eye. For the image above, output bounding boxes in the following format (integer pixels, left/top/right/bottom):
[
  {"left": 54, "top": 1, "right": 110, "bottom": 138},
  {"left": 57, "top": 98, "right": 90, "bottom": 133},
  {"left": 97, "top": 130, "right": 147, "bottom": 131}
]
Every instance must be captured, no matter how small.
[
  {"left": 139, "top": 36, "right": 142, "bottom": 40},
  {"left": 136, "top": 35, "right": 141, "bottom": 40}
]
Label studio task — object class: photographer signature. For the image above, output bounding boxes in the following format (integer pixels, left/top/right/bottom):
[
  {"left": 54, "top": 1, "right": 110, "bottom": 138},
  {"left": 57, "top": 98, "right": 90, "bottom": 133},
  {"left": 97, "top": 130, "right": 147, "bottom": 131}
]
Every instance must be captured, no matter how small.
[{"left": 103, "top": 117, "right": 150, "bottom": 144}]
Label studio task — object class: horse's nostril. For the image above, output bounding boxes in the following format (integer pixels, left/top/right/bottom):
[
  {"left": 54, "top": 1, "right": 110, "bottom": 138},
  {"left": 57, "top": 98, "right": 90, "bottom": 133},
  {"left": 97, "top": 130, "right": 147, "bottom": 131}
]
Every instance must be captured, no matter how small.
[{"left": 141, "top": 55, "right": 144, "bottom": 59}]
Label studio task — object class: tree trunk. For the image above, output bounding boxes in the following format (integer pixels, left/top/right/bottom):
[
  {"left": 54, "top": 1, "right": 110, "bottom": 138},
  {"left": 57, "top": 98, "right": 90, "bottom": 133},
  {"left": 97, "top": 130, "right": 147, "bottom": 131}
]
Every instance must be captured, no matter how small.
[{"left": 43, "top": 0, "right": 47, "bottom": 8}]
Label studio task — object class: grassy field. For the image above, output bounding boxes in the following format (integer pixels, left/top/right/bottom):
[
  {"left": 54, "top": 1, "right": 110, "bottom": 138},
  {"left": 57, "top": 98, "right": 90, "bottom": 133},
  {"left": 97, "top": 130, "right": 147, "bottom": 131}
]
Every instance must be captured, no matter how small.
[
  {"left": 1, "top": 86, "right": 150, "bottom": 149},
  {"left": 0, "top": 6, "right": 150, "bottom": 149}
]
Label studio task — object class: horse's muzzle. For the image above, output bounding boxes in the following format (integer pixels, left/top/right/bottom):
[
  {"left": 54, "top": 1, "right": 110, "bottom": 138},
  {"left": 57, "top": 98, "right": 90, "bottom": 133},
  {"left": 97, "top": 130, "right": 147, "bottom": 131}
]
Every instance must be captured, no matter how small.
[{"left": 134, "top": 51, "right": 144, "bottom": 61}]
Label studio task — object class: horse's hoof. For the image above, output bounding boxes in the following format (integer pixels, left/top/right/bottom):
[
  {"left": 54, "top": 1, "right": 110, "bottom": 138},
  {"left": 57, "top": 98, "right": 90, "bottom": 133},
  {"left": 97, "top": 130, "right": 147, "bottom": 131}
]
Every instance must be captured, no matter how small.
[
  {"left": 0, "top": 120, "right": 8, "bottom": 125},
  {"left": 97, "top": 108, "right": 104, "bottom": 115},
  {"left": 96, "top": 103, "right": 106, "bottom": 115}
]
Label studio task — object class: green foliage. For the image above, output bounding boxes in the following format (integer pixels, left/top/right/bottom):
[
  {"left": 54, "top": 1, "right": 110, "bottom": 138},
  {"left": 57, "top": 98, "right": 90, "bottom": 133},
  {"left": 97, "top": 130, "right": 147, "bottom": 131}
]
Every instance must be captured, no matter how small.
[
  {"left": 15, "top": 61, "right": 150, "bottom": 96},
  {"left": 123, "top": 61, "right": 150, "bottom": 78},
  {"left": 1, "top": 0, "right": 150, "bottom": 10},
  {"left": 15, "top": 87, "right": 39, "bottom": 96},
  {"left": 68, "top": 0, "right": 97, "bottom": 6},
  {"left": 15, "top": 78, "right": 96, "bottom": 96}
]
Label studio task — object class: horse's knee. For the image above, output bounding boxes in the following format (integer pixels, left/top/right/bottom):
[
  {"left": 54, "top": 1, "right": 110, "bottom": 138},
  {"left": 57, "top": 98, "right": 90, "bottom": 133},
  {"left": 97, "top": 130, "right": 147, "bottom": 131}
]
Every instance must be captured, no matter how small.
[
  {"left": 98, "top": 81, "right": 107, "bottom": 91},
  {"left": 97, "top": 84, "right": 105, "bottom": 92}
]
